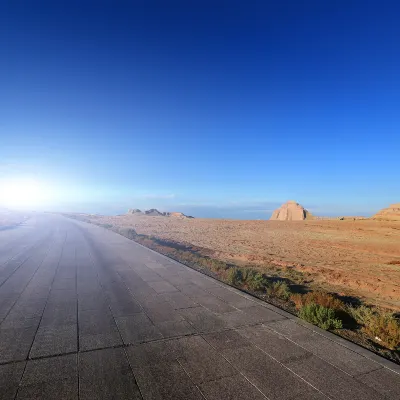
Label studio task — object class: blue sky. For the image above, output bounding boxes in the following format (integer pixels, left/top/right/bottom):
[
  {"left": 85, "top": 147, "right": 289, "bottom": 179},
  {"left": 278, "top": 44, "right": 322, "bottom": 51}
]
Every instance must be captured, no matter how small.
[{"left": 0, "top": 1, "right": 399, "bottom": 218}]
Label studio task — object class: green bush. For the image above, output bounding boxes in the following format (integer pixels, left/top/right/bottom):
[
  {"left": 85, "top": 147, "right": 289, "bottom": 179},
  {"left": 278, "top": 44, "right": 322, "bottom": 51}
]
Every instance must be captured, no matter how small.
[
  {"left": 245, "top": 271, "right": 269, "bottom": 292},
  {"left": 348, "top": 305, "right": 400, "bottom": 350},
  {"left": 268, "top": 281, "right": 291, "bottom": 300},
  {"left": 299, "top": 304, "right": 343, "bottom": 330},
  {"left": 226, "top": 268, "right": 243, "bottom": 286}
]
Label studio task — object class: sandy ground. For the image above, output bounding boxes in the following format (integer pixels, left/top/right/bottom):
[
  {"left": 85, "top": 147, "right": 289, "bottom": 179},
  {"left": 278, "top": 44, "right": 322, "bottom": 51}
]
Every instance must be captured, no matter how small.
[{"left": 84, "top": 214, "right": 400, "bottom": 309}]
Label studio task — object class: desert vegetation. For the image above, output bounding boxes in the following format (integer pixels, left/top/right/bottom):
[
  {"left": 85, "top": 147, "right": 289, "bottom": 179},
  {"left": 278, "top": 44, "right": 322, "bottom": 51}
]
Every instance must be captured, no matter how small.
[{"left": 66, "top": 214, "right": 400, "bottom": 364}]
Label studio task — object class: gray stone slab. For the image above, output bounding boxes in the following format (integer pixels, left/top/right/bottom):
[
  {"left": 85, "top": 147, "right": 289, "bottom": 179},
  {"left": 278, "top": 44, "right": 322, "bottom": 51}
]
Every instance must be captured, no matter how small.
[
  {"left": 0, "top": 293, "right": 19, "bottom": 320},
  {"left": 155, "top": 319, "right": 196, "bottom": 338},
  {"left": 147, "top": 280, "right": 179, "bottom": 294},
  {"left": 286, "top": 354, "right": 382, "bottom": 400},
  {"left": 41, "top": 302, "right": 77, "bottom": 327},
  {"left": 134, "top": 268, "right": 164, "bottom": 282},
  {"left": 132, "top": 360, "right": 204, "bottom": 400},
  {"left": 21, "top": 353, "right": 77, "bottom": 385},
  {"left": 140, "top": 297, "right": 183, "bottom": 323},
  {"left": 78, "top": 291, "right": 109, "bottom": 311},
  {"left": 222, "top": 346, "right": 325, "bottom": 400},
  {"left": 221, "top": 305, "right": 285, "bottom": 328},
  {"left": 126, "top": 340, "right": 179, "bottom": 368},
  {"left": 179, "top": 306, "right": 228, "bottom": 333},
  {"left": 199, "top": 374, "right": 267, "bottom": 400},
  {"left": 52, "top": 278, "right": 76, "bottom": 291},
  {"left": 16, "top": 378, "right": 78, "bottom": 400},
  {"left": 0, "top": 361, "right": 26, "bottom": 400},
  {"left": 30, "top": 323, "right": 77, "bottom": 358},
  {"left": 79, "top": 348, "right": 142, "bottom": 400},
  {"left": 163, "top": 273, "right": 193, "bottom": 287},
  {"left": 193, "top": 294, "right": 237, "bottom": 314},
  {"left": 288, "top": 330, "right": 380, "bottom": 376},
  {"left": 109, "top": 299, "right": 143, "bottom": 317},
  {"left": 202, "top": 329, "right": 253, "bottom": 351},
  {"left": 205, "top": 286, "right": 256, "bottom": 309},
  {"left": 356, "top": 367, "right": 400, "bottom": 399},
  {"left": 79, "top": 308, "right": 122, "bottom": 351},
  {"left": 159, "top": 291, "right": 198, "bottom": 309},
  {"left": 115, "top": 313, "right": 163, "bottom": 344},
  {"left": 174, "top": 335, "right": 237, "bottom": 384},
  {"left": 0, "top": 325, "right": 38, "bottom": 363},
  {"left": 237, "top": 324, "right": 311, "bottom": 363},
  {"left": 16, "top": 347, "right": 76, "bottom": 396}
]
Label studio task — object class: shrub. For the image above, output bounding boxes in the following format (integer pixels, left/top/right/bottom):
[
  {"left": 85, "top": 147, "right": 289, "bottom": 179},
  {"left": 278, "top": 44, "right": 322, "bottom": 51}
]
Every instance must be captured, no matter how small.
[
  {"left": 291, "top": 291, "right": 344, "bottom": 311},
  {"left": 346, "top": 305, "right": 375, "bottom": 326},
  {"left": 299, "top": 304, "right": 343, "bottom": 330},
  {"left": 291, "top": 293, "right": 304, "bottom": 309},
  {"left": 268, "top": 281, "right": 291, "bottom": 300},
  {"left": 348, "top": 305, "right": 400, "bottom": 350},
  {"left": 226, "top": 268, "right": 243, "bottom": 286},
  {"left": 245, "top": 271, "right": 269, "bottom": 292}
]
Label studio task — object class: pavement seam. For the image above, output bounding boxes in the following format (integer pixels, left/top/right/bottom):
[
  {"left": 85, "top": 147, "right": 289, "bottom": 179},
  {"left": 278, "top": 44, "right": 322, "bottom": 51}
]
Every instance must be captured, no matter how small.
[{"left": 12, "top": 230, "right": 66, "bottom": 400}]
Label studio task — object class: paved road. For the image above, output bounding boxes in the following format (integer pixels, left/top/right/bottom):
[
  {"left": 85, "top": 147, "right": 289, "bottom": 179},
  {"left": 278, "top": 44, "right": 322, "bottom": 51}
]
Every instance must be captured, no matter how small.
[{"left": 0, "top": 214, "right": 399, "bottom": 399}]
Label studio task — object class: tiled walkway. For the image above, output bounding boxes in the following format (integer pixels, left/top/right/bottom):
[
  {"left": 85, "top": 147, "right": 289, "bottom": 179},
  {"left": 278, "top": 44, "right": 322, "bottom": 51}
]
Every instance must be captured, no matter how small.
[{"left": 0, "top": 214, "right": 398, "bottom": 399}]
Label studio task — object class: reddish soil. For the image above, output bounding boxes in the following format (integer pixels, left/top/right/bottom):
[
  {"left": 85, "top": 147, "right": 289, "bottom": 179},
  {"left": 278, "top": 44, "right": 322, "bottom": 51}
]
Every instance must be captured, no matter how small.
[{"left": 86, "top": 214, "right": 400, "bottom": 310}]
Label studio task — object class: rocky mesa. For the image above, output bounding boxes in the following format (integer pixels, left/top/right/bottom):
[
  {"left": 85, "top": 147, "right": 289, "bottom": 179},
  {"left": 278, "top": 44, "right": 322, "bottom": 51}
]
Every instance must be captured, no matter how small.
[
  {"left": 372, "top": 203, "right": 400, "bottom": 221},
  {"left": 270, "top": 200, "right": 313, "bottom": 221}
]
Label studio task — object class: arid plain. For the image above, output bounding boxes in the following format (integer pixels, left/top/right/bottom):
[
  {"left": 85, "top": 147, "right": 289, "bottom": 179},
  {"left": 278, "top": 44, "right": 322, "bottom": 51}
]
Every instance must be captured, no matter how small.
[{"left": 82, "top": 214, "right": 400, "bottom": 310}]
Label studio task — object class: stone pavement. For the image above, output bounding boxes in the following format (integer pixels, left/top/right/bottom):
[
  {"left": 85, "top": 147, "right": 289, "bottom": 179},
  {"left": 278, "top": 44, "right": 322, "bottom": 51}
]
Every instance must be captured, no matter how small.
[{"left": 0, "top": 214, "right": 399, "bottom": 399}]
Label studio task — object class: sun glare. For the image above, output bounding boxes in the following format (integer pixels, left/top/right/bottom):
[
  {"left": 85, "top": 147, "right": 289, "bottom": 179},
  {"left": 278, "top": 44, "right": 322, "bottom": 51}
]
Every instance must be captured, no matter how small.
[{"left": 0, "top": 179, "right": 51, "bottom": 209}]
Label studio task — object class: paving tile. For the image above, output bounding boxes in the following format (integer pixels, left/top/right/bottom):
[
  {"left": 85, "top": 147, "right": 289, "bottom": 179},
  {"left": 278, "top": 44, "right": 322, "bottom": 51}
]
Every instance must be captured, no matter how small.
[
  {"left": 205, "top": 286, "right": 256, "bottom": 309},
  {"left": 41, "top": 303, "right": 77, "bottom": 327},
  {"left": 221, "top": 305, "right": 285, "bottom": 328},
  {"left": 0, "top": 325, "right": 38, "bottom": 363},
  {"left": 30, "top": 323, "right": 77, "bottom": 358},
  {"left": 237, "top": 324, "right": 311, "bottom": 363},
  {"left": 203, "top": 329, "right": 253, "bottom": 351},
  {"left": 52, "top": 278, "right": 76, "bottom": 291},
  {"left": 222, "top": 346, "right": 325, "bottom": 400},
  {"left": 16, "top": 378, "right": 78, "bottom": 400},
  {"left": 0, "top": 362, "right": 26, "bottom": 400},
  {"left": 159, "top": 291, "right": 198, "bottom": 309},
  {"left": 288, "top": 330, "right": 380, "bottom": 376},
  {"left": 147, "top": 280, "right": 179, "bottom": 294},
  {"left": 199, "top": 374, "right": 267, "bottom": 400},
  {"left": 356, "top": 367, "right": 400, "bottom": 399},
  {"left": 286, "top": 354, "right": 383, "bottom": 400},
  {"left": 79, "top": 309, "right": 122, "bottom": 351},
  {"left": 115, "top": 313, "right": 163, "bottom": 344},
  {"left": 193, "top": 294, "right": 237, "bottom": 314},
  {"left": 133, "top": 360, "right": 204, "bottom": 400},
  {"left": 174, "top": 335, "right": 237, "bottom": 384},
  {"left": 21, "top": 353, "right": 77, "bottom": 385},
  {"left": 0, "top": 293, "right": 19, "bottom": 320},
  {"left": 140, "top": 297, "right": 183, "bottom": 323},
  {"left": 155, "top": 319, "right": 196, "bottom": 338},
  {"left": 179, "top": 306, "right": 228, "bottom": 333},
  {"left": 79, "top": 348, "right": 142, "bottom": 400},
  {"left": 78, "top": 291, "right": 109, "bottom": 311},
  {"left": 109, "top": 299, "right": 143, "bottom": 317},
  {"left": 126, "top": 340, "right": 179, "bottom": 368}
]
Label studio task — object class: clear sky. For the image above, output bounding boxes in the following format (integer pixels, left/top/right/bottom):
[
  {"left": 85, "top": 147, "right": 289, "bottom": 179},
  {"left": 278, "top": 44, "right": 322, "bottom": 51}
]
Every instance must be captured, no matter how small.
[{"left": 0, "top": 1, "right": 399, "bottom": 218}]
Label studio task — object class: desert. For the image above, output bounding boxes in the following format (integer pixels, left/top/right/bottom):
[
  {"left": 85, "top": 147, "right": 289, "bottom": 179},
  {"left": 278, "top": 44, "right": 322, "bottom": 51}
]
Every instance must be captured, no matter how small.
[{"left": 76, "top": 202, "right": 400, "bottom": 311}]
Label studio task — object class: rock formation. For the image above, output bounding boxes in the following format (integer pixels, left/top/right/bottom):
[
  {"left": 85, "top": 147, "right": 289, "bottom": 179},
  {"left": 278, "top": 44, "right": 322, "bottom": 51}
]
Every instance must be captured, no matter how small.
[
  {"left": 127, "top": 208, "right": 194, "bottom": 218},
  {"left": 372, "top": 203, "right": 400, "bottom": 221},
  {"left": 144, "top": 209, "right": 164, "bottom": 216},
  {"left": 270, "top": 201, "right": 313, "bottom": 221},
  {"left": 127, "top": 209, "right": 143, "bottom": 215}
]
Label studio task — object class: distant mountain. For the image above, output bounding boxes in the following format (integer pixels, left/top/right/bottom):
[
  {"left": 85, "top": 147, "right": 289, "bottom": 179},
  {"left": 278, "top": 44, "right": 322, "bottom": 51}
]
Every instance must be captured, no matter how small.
[{"left": 127, "top": 208, "right": 194, "bottom": 218}]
